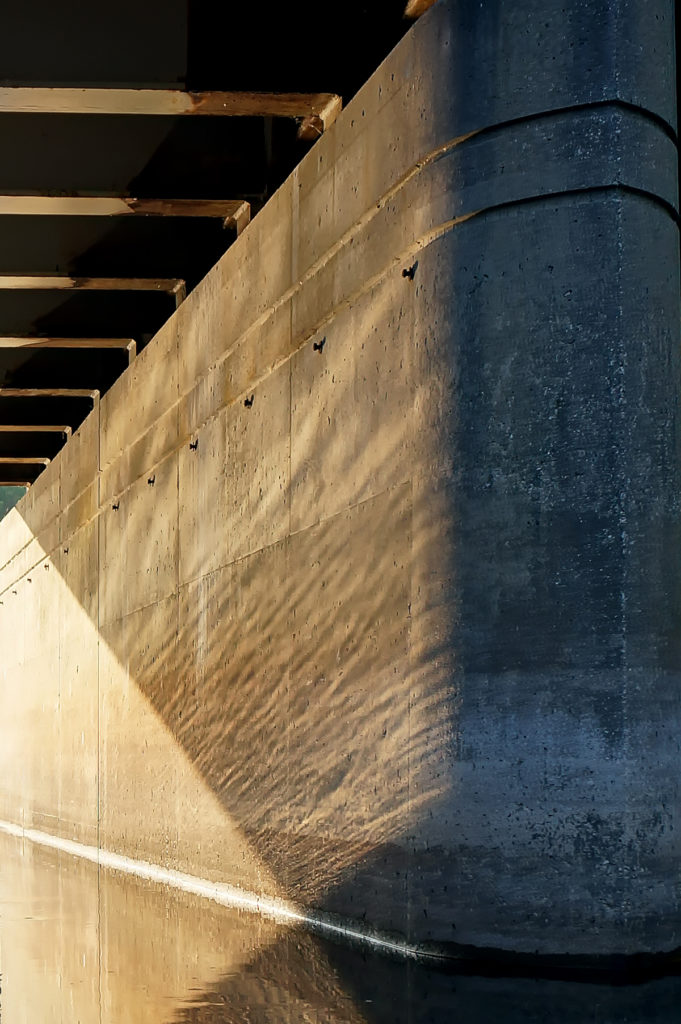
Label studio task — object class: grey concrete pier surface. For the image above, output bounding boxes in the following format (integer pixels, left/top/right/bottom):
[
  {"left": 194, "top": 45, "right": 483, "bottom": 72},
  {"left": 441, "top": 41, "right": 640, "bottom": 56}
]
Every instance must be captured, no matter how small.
[
  {"left": 402, "top": 1, "right": 681, "bottom": 956},
  {"left": 0, "top": 0, "right": 678, "bottom": 966},
  {"left": 394, "top": 0, "right": 681, "bottom": 956}
]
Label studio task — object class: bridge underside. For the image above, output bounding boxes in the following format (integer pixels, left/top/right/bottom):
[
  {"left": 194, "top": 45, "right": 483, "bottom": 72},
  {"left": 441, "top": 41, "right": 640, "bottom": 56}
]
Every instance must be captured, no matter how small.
[{"left": 0, "top": 0, "right": 412, "bottom": 481}]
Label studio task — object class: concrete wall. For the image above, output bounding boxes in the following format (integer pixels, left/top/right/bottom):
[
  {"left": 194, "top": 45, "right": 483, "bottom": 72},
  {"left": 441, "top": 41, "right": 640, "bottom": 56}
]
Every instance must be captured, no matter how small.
[{"left": 0, "top": 0, "right": 679, "bottom": 958}]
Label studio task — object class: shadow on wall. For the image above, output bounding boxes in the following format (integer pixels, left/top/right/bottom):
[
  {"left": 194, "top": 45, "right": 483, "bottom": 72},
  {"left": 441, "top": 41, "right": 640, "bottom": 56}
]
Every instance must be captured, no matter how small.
[
  {"left": 0, "top": 241, "right": 465, "bottom": 1021},
  {"left": 0, "top": 230, "right": 463, "bottom": 945},
  {"left": 94, "top": 247, "right": 462, "bottom": 930}
]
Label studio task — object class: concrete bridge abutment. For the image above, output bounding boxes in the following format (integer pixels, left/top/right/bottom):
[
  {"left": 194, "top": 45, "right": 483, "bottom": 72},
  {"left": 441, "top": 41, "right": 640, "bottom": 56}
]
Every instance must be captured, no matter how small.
[{"left": 0, "top": 0, "right": 678, "bottom": 962}]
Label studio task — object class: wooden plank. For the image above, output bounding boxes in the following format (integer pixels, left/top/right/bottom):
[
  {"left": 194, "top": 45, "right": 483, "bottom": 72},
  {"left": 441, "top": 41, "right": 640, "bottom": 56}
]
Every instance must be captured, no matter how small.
[
  {"left": 0, "top": 197, "right": 250, "bottom": 222},
  {"left": 0, "top": 88, "right": 342, "bottom": 131}
]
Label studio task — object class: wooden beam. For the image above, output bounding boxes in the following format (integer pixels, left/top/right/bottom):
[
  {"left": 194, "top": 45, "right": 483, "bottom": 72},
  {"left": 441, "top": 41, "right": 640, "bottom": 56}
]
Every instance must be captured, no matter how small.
[
  {"left": 0, "top": 338, "right": 135, "bottom": 356},
  {"left": 0, "top": 197, "right": 250, "bottom": 224},
  {"left": 0, "top": 456, "right": 50, "bottom": 465},
  {"left": 0, "top": 388, "right": 97, "bottom": 398},
  {"left": 0, "top": 425, "right": 71, "bottom": 433},
  {"left": 231, "top": 202, "right": 251, "bottom": 236},
  {"left": 296, "top": 94, "right": 343, "bottom": 141},
  {"left": 404, "top": 0, "right": 438, "bottom": 16},
  {"left": 0, "top": 88, "right": 342, "bottom": 134},
  {"left": 0, "top": 276, "right": 183, "bottom": 294},
  {"left": 0, "top": 277, "right": 185, "bottom": 310}
]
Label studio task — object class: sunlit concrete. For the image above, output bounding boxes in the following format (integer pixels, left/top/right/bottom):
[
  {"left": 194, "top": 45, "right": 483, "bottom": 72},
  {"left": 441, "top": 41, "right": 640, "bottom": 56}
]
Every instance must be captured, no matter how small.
[
  {"left": 0, "top": 0, "right": 679, "bottom": 960},
  {"left": 0, "top": 831, "right": 367, "bottom": 1024}
]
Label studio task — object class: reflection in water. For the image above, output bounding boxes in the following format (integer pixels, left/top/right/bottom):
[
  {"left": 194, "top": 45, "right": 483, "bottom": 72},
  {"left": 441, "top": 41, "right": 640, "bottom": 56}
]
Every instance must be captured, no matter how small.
[{"left": 0, "top": 832, "right": 680, "bottom": 1024}]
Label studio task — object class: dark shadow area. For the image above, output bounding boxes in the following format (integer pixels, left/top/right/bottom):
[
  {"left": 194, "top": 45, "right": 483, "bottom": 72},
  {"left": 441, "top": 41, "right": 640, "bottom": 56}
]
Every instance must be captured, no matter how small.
[
  {"left": 0, "top": 393, "right": 94, "bottom": 429},
  {"left": 176, "top": 938, "right": 681, "bottom": 1024},
  {"left": 0, "top": 114, "right": 306, "bottom": 207},
  {"left": 0, "top": 0, "right": 187, "bottom": 87},
  {"left": 186, "top": 0, "right": 411, "bottom": 100},
  {"left": 7, "top": 288, "right": 175, "bottom": 342},
  {"left": 0, "top": 346, "right": 129, "bottom": 393},
  {"left": 0, "top": 431, "right": 66, "bottom": 459},
  {"left": 0, "top": 216, "right": 236, "bottom": 287}
]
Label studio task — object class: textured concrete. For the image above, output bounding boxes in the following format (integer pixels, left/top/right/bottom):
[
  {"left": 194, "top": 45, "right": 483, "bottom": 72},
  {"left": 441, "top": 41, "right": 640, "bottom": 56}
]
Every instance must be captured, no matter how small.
[{"left": 0, "top": 0, "right": 678, "bottom": 958}]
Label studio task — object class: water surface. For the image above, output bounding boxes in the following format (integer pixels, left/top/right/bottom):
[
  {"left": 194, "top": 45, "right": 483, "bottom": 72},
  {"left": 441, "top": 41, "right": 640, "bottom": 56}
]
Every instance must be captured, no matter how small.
[{"left": 0, "top": 831, "right": 678, "bottom": 1023}]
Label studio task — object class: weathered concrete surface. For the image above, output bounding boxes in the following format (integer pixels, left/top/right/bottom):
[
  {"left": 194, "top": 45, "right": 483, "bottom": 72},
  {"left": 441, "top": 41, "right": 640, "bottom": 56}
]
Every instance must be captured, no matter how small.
[{"left": 0, "top": 0, "right": 678, "bottom": 957}]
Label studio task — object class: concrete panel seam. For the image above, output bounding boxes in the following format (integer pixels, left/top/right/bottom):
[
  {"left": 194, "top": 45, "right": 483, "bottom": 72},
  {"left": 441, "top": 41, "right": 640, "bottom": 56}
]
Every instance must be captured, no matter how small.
[{"left": 174, "top": 477, "right": 413, "bottom": 591}]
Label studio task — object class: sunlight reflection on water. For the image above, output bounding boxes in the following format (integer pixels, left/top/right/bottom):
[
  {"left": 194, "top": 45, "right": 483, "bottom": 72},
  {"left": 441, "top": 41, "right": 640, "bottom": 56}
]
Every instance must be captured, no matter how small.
[{"left": 0, "top": 831, "right": 679, "bottom": 1024}]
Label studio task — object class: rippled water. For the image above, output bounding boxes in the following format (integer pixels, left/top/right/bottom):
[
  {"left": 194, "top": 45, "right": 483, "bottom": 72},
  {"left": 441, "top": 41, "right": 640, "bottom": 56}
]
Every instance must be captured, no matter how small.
[{"left": 0, "top": 831, "right": 678, "bottom": 1023}]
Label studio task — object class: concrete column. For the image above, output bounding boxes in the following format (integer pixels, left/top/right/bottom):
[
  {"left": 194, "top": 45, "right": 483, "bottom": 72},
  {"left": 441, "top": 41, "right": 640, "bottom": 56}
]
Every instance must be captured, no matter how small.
[{"left": 409, "top": 0, "right": 680, "bottom": 955}]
